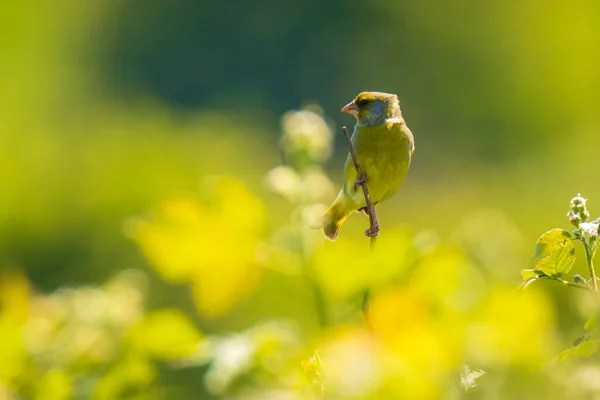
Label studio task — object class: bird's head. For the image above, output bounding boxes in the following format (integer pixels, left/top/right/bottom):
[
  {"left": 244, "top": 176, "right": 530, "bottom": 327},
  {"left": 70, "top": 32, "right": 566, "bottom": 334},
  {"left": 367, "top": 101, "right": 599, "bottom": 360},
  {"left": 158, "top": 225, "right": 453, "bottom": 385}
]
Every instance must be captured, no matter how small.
[{"left": 341, "top": 91, "right": 401, "bottom": 126}]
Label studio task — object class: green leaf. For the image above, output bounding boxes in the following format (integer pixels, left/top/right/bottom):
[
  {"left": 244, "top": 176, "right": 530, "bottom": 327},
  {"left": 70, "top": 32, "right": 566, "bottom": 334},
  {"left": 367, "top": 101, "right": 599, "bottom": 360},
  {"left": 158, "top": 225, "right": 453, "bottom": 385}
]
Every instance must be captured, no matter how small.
[
  {"left": 533, "top": 229, "right": 576, "bottom": 277},
  {"left": 557, "top": 340, "right": 600, "bottom": 362},
  {"left": 536, "top": 247, "right": 576, "bottom": 277},
  {"left": 533, "top": 229, "right": 573, "bottom": 259}
]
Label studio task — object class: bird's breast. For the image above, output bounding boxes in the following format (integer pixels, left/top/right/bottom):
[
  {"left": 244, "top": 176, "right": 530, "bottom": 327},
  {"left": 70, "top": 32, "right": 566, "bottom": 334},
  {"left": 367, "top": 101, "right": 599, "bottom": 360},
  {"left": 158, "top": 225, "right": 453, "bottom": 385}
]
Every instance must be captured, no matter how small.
[
  {"left": 347, "top": 122, "right": 413, "bottom": 204},
  {"left": 353, "top": 122, "right": 413, "bottom": 168}
]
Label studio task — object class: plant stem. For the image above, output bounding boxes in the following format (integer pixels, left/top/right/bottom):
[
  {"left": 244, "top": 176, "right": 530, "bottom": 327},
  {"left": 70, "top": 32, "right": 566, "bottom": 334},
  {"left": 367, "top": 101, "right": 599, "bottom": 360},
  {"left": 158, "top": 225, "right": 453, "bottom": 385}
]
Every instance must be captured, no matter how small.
[
  {"left": 300, "top": 232, "right": 329, "bottom": 327},
  {"left": 553, "top": 276, "right": 593, "bottom": 292},
  {"left": 518, "top": 275, "right": 595, "bottom": 293},
  {"left": 584, "top": 241, "right": 598, "bottom": 291},
  {"left": 361, "top": 290, "right": 370, "bottom": 321},
  {"left": 311, "top": 276, "right": 329, "bottom": 327}
]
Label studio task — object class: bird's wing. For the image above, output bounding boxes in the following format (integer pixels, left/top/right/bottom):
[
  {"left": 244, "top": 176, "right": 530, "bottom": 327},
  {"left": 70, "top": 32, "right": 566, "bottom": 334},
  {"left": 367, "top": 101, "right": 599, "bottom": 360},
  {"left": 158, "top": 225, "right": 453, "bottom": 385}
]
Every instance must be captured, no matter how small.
[{"left": 342, "top": 126, "right": 360, "bottom": 185}]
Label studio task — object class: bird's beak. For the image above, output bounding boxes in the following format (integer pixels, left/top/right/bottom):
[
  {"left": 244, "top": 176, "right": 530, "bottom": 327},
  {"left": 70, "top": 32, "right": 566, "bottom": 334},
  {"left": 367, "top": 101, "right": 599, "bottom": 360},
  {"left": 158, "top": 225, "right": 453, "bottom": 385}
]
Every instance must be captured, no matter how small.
[{"left": 341, "top": 101, "right": 359, "bottom": 115}]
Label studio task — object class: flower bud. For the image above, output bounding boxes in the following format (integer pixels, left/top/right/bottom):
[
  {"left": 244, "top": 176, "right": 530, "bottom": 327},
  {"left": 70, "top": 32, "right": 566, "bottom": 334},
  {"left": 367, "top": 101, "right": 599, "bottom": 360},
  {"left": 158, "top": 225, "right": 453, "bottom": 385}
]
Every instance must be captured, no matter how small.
[
  {"left": 280, "top": 108, "right": 333, "bottom": 164},
  {"left": 579, "top": 222, "right": 599, "bottom": 242},
  {"left": 265, "top": 166, "right": 302, "bottom": 203},
  {"left": 568, "top": 210, "right": 582, "bottom": 227},
  {"left": 583, "top": 210, "right": 591, "bottom": 222},
  {"left": 569, "top": 194, "right": 590, "bottom": 225},
  {"left": 570, "top": 194, "right": 587, "bottom": 211}
]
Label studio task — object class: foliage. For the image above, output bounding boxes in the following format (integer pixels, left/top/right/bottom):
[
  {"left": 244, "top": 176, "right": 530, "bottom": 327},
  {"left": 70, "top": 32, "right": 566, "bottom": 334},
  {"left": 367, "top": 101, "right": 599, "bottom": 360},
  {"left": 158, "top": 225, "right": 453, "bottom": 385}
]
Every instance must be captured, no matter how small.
[
  {"left": 520, "top": 194, "right": 600, "bottom": 378},
  {"left": 5, "top": 2, "right": 600, "bottom": 399},
  {"left": 3, "top": 101, "right": 600, "bottom": 398},
  {"left": 0, "top": 269, "right": 199, "bottom": 399}
]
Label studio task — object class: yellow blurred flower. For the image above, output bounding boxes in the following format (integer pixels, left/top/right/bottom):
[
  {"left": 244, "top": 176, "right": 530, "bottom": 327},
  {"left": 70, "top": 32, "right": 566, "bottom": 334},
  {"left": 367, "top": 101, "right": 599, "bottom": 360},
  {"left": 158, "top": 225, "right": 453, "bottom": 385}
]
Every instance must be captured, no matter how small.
[
  {"left": 369, "top": 287, "right": 461, "bottom": 398},
  {"left": 410, "top": 244, "right": 486, "bottom": 311},
  {"left": 467, "top": 287, "right": 555, "bottom": 368},
  {"left": 92, "top": 355, "right": 156, "bottom": 400},
  {"left": 317, "top": 326, "right": 380, "bottom": 398},
  {"left": 128, "top": 177, "right": 267, "bottom": 316},
  {"left": 311, "top": 228, "right": 412, "bottom": 300},
  {"left": 35, "top": 369, "right": 71, "bottom": 400},
  {"left": 127, "top": 309, "right": 202, "bottom": 360}
]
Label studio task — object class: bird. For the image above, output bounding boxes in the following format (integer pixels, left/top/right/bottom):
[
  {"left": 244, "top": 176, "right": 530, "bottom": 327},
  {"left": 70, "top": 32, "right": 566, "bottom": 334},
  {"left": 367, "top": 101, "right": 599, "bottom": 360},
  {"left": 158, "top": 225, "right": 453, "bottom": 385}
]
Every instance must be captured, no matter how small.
[{"left": 315, "top": 91, "right": 415, "bottom": 241}]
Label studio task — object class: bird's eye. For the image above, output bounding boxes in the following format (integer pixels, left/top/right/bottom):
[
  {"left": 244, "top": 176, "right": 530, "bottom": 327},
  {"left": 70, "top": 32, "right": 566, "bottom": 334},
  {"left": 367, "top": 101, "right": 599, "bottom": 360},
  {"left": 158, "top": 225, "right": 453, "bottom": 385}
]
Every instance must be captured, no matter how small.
[{"left": 357, "top": 98, "right": 369, "bottom": 107}]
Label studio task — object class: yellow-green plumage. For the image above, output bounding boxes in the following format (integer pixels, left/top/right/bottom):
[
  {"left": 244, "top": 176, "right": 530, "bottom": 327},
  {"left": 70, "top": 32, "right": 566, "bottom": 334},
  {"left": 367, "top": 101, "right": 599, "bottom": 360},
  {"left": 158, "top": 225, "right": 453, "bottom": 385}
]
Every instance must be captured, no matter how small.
[{"left": 320, "top": 92, "right": 415, "bottom": 240}]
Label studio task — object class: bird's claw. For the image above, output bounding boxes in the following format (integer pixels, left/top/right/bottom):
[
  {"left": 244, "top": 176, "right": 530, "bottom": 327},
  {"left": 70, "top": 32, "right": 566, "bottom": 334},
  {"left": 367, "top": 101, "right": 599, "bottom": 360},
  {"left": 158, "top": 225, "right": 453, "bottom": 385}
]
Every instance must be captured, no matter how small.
[
  {"left": 364, "top": 223, "right": 380, "bottom": 237},
  {"left": 353, "top": 173, "right": 367, "bottom": 189}
]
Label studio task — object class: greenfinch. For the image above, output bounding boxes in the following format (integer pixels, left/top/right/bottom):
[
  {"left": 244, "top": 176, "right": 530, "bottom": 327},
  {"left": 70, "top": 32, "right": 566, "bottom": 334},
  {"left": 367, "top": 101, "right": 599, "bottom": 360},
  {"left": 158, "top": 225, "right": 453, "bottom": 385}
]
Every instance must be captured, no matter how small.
[{"left": 317, "top": 91, "right": 415, "bottom": 241}]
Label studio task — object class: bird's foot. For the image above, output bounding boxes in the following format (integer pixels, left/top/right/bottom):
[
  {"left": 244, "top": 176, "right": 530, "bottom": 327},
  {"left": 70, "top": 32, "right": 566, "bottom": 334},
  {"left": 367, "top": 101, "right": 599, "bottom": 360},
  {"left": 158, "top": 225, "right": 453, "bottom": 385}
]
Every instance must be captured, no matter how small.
[
  {"left": 364, "top": 223, "right": 380, "bottom": 237},
  {"left": 353, "top": 173, "right": 367, "bottom": 189}
]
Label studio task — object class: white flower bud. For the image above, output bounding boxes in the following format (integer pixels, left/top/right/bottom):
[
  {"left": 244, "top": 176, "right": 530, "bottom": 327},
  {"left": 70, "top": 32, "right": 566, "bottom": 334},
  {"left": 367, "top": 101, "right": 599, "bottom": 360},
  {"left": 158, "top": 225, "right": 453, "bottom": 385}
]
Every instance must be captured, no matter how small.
[
  {"left": 280, "top": 108, "right": 333, "bottom": 163},
  {"left": 265, "top": 166, "right": 302, "bottom": 203}
]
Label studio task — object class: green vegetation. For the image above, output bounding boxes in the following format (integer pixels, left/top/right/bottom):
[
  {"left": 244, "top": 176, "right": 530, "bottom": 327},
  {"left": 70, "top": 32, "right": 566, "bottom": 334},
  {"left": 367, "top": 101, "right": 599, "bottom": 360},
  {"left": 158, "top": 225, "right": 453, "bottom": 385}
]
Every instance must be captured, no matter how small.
[{"left": 3, "top": 1, "right": 600, "bottom": 399}]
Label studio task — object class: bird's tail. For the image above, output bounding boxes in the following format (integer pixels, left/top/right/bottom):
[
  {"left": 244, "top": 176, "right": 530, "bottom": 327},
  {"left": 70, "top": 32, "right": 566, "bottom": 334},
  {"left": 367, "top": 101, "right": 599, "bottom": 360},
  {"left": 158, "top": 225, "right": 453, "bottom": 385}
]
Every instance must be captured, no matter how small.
[{"left": 309, "top": 192, "right": 354, "bottom": 241}]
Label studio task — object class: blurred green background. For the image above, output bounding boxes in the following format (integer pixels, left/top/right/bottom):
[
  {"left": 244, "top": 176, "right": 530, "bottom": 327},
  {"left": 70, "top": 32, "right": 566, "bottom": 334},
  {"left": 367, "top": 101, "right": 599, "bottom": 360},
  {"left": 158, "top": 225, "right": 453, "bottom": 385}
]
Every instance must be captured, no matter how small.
[{"left": 3, "top": 0, "right": 600, "bottom": 398}]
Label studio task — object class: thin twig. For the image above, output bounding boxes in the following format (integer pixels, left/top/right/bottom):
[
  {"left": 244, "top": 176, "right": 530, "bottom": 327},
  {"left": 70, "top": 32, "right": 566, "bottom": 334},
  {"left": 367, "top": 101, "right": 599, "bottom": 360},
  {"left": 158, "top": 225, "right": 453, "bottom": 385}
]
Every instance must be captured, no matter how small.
[
  {"left": 341, "top": 125, "right": 379, "bottom": 324},
  {"left": 341, "top": 126, "right": 379, "bottom": 243},
  {"left": 553, "top": 276, "right": 593, "bottom": 292},
  {"left": 518, "top": 275, "right": 595, "bottom": 293}
]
